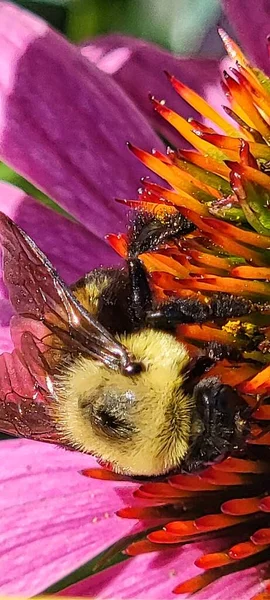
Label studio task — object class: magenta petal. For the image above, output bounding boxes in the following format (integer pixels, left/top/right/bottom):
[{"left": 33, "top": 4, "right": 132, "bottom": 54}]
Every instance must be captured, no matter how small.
[
  {"left": 62, "top": 543, "right": 261, "bottom": 600},
  {"left": 0, "top": 439, "right": 136, "bottom": 596},
  {"left": 0, "top": 181, "right": 120, "bottom": 285},
  {"left": 0, "top": 3, "right": 163, "bottom": 239},
  {"left": 222, "top": 0, "right": 270, "bottom": 75},
  {"left": 81, "top": 35, "right": 226, "bottom": 145}
]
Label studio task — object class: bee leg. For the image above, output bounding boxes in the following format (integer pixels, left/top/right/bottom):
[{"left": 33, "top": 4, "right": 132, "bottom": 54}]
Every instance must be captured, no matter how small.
[
  {"left": 181, "top": 378, "right": 248, "bottom": 473},
  {"left": 146, "top": 293, "right": 253, "bottom": 329},
  {"left": 128, "top": 258, "right": 153, "bottom": 326}
]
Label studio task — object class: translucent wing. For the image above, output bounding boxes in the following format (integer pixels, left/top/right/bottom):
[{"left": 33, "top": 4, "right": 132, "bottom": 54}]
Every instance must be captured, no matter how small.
[{"left": 0, "top": 212, "right": 134, "bottom": 442}]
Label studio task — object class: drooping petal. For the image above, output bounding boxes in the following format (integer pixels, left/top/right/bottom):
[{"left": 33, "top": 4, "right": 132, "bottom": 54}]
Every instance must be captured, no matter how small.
[
  {"left": 81, "top": 35, "right": 227, "bottom": 144},
  {"left": 222, "top": 0, "right": 270, "bottom": 75},
  {"left": 0, "top": 3, "right": 163, "bottom": 240},
  {"left": 62, "top": 542, "right": 262, "bottom": 600},
  {"left": 0, "top": 439, "right": 136, "bottom": 596}
]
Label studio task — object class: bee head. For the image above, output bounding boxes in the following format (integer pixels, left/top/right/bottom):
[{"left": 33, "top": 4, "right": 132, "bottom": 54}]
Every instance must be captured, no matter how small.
[{"left": 52, "top": 329, "right": 196, "bottom": 476}]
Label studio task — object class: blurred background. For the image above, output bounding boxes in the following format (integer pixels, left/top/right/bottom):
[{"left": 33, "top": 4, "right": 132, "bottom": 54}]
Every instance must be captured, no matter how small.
[{"left": 15, "top": 0, "right": 234, "bottom": 57}]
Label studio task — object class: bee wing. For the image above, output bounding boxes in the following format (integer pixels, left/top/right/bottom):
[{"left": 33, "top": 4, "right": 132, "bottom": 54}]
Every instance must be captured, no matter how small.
[
  {"left": 0, "top": 212, "right": 130, "bottom": 370},
  {"left": 0, "top": 212, "right": 131, "bottom": 442},
  {"left": 0, "top": 347, "right": 59, "bottom": 442}
]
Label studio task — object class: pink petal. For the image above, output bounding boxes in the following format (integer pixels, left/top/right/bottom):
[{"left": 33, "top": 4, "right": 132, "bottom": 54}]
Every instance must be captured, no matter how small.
[
  {"left": 0, "top": 181, "right": 121, "bottom": 330},
  {"left": 222, "top": 0, "right": 270, "bottom": 75},
  {"left": 0, "top": 3, "right": 163, "bottom": 240},
  {"left": 0, "top": 439, "right": 136, "bottom": 596},
  {"left": 81, "top": 35, "right": 227, "bottom": 145},
  {"left": 62, "top": 544, "right": 262, "bottom": 600}
]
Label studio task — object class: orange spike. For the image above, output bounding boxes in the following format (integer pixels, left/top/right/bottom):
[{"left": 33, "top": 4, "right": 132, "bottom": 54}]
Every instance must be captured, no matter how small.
[
  {"left": 150, "top": 97, "right": 227, "bottom": 160},
  {"left": 219, "top": 28, "right": 250, "bottom": 68},
  {"left": 188, "top": 249, "right": 232, "bottom": 272},
  {"left": 251, "top": 591, "right": 270, "bottom": 600},
  {"left": 81, "top": 468, "right": 128, "bottom": 481},
  {"left": 147, "top": 530, "right": 183, "bottom": 544},
  {"left": 200, "top": 468, "right": 249, "bottom": 486},
  {"left": 223, "top": 72, "right": 270, "bottom": 140},
  {"left": 214, "top": 457, "right": 269, "bottom": 474},
  {"left": 249, "top": 431, "right": 270, "bottom": 445},
  {"left": 151, "top": 147, "right": 173, "bottom": 164},
  {"left": 117, "top": 506, "right": 168, "bottom": 519},
  {"left": 221, "top": 496, "right": 261, "bottom": 516},
  {"left": 259, "top": 496, "right": 270, "bottom": 512},
  {"left": 179, "top": 208, "right": 268, "bottom": 262},
  {"left": 254, "top": 405, "right": 270, "bottom": 420},
  {"left": 251, "top": 528, "right": 270, "bottom": 545},
  {"left": 169, "top": 473, "right": 221, "bottom": 492},
  {"left": 136, "top": 482, "right": 189, "bottom": 499},
  {"left": 165, "top": 520, "right": 199, "bottom": 536},
  {"left": 173, "top": 571, "right": 217, "bottom": 594},
  {"left": 239, "top": 139, "right": 258, "bottom": 168},
  {"left": 231, "top": 266, "right": 270, "bottom": 279},
  {"left": 202, "top": 216, "right": 270, "bottom": 249},
  {"left": 196, "top": 132, "right": 270, "bottom": 160},
  {"left": 177, "top": 323, "right": 234, "bottom": 345},
  {"left": 229, "top": 540, "right": 268, "bottom": 559},
  {"left": 165, "top": 72, "right": 239, "bottom": 137},
  {"left": 227, "top": 162, "right": 270, "bottom": 190},
  {"left": 141, "top": 182, "right": 209, "bottom": 216},
  {"left": 195, "top": 513, "right": 246, "bottom": 531},
  {"left": 178, "top": 276, "right": 270, "bottom": 297},
  {"left": 128, "top": 143, "right": 220, "bottom": 197},
  {"left": 106, "top": 233, "right": 127, "bottom": 258},
  {"left": 125, "top": 540, "right": 161, "bottom": 556},
  {"left": 140, "top": 253, "right": 188, "bottom": 277},
  {"left": 241, "top": 364, "right": 270, "bottom": 393},
  {"left": 178, "top": 149, "right": 230, "bottom": 178},
  {"left": 195, "top": 552, "right": 233, "bottom": 569}
]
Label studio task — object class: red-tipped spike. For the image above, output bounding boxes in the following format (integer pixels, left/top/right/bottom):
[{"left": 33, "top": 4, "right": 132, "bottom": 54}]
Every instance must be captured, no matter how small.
[
  {"left": 221, "top": 496, "right": 261, "bottom": 516},
  {"left": 173, "top": 571, "right": 217, "bottom": 594},
  {"left": 125, "top": 540, "right": 162, "bottom": 556},
  {"left": 229, "top": 540, "right": 268, "bottom": 559},
  {"left": 195, "top": 552, "right": 233, "bottom": 569},
  {"left": 81, "top": 468, "right": 127, "bottom": 481},
  {"left": 169, "top": 473, "right": 220, "bottom": 491},
  {"left": 213, "top": 457, "right": 267, "bottom": 473},
  {"left": 148, "top": 530, "right": 183, "bottom": 544},
  {"left": 106, "top": 233, "right": 127, "bottom": 257},
  {"left": 165, "top": 520, "right": 198, "bottom": 536},
  {"left": 239, "top": 139, "right": 258, "bottom": 168},
  {"left": 200, "top": 467, "right": 249, "bottom": 486},
  {"left": 259, "top": 496, "right": 270, "bottom": 512},
  {"left": 195, "top": 513, "right": 245, "bottom": 532},
  {"left": 251, "top": 528, "right": 270, "bottom": 545}
]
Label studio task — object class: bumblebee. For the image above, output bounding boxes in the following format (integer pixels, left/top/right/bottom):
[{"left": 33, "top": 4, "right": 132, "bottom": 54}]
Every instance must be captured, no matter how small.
[{"left": 0, "top": 210, "right": 256, "bottom": 477}]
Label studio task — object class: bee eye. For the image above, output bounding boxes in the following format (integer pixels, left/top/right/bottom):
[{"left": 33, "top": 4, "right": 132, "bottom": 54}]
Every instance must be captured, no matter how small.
[
  {"left": 97, "top": 409, "right": 122, "bottom": 431},
  {"left": 93, "top": 408, "right": 133, "bottom": 440}
]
